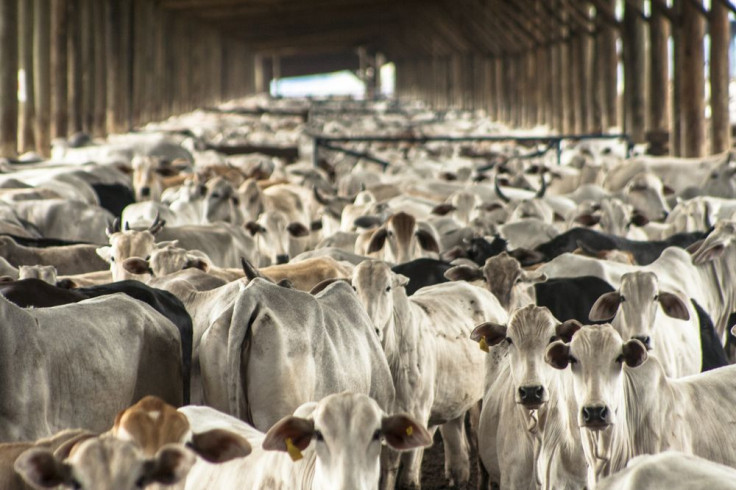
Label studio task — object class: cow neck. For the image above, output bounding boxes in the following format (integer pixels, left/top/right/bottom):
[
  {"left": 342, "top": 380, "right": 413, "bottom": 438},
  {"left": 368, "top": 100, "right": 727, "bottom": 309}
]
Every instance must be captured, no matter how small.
[{"left": 384, "top": 287, "right": 424, "bottom": 413}]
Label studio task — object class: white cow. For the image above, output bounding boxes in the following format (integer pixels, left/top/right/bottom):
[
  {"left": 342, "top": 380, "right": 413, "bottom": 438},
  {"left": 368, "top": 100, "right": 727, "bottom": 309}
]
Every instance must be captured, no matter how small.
[
  {"left": 597, "top": 451, "right": 736, "bottom": 490},
  {"left": 181, "top": 392, "right": 432, "bottom": 490},
  {"left": 589, "top": 271, "right": 699, "bottom": 377},
  {"left": 471, "top": 307, "right": 586, "bottom": 490},
  {"left": 351, "top": 260, "right": 507, "bottom": 489},
  {"left": 355, "top": 212, "right": 440, "bottom": 264},
  {"left": 546, "top": 325, "right": 736, "bottom": 487}
]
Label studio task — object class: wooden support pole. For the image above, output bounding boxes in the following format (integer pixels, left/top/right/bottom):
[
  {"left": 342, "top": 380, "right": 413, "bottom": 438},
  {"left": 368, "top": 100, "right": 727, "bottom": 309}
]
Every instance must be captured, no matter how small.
[
  {"left": 671, "top": 1, "right": 682, "bottom": 155},
  {"left": 33, "top": 0, "right": 50, "bottom": 154},
  {"left": 648, "top": 0, "right": 670, "bottom": 153},
  {"left": 623, "top": 0, "right": 646, "bottom": 143},
  {"left": 679, "top": 0, "right": 705, "bottom": 157},
  {"left": 80, "top": 0, "right": 94, "bottom": 133},
  {"left": 67, "top": 0, "right": 82, "bottom": 133},
  {"left": 572, "top": 34, "right": 587, "bottom": 133},
  {"left": 598, "top": 0, "right": 618, "bottom": 130},
  {"left": 51, "top": 0, "right": 68, "bottom": 139},
  {"left": 553, "top": 42, "right": 564, "bottom": 131},
  {"left": 562, "top": 40, "right": 575, "bottom": 133},
  {"left": 19, "top": 0, "right": 36, "bottom": 152},
  {"left": 710, "top": 0, "right": 731, "bottom": 153},
  {"left": 0, "top": 0, "right": 18, "bottom": 156},
  {"left": 92, "top": 0, "right": 105, "bottom": 136},
  {"left": 105, "top": 0, "right": 121, "bottom": 133}
]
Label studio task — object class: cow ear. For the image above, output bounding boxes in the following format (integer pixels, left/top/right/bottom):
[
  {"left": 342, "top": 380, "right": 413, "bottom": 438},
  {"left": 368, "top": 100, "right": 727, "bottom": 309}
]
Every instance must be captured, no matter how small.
[
  {"left": 354, "top": 215, "right": 383, "bottom": 229},
  {"left": 589, "top": 292, "right": 622, "bottom": 321},
  {"left": 184, "top": 257, "right": 209, "bottom": 272},
  {"left": 189, "top": 429, "right": 252, "bottom": 463},
  {"left": 545, "top": 341, "right": 572, "bottom": 370},
  {"left": 123, "top": 257, "right": 153, "bottom": 275},
  {"left": 431, "top": 203, "right": 456, "bottom": 216},
  {"left": 415, "top": 230, "right": 440, "bottom": 254},
  {"left": 144, "top": 444, "right": 196, "bottom": 485},
  {"left": 509, "top": 248, "right": 545, "bottom": 266},
  {"left": 367, "top": 228, "right": 389, "bottom": 254},
  {"left": 444, "top": 265, "right": 483, "bottom": 282},
  {"left": 555, "top": 320, "right": 583, "bottom": 343},
  {"left": 14, "top": 448, "right": 72, "bottom": 488},
  {"left": 663, "top": 185, "right": 675, "bottom": 196},
  {"left": 287, "top": 222, "right": 310, "bottom": 238},
  {"left": 621, "top": 339, "right": 648, "bottom": 367},
  {"left": 310, "top": 219, "right": 323, "bottom": 232},
  {"left": 692, "top": 241, "right": 727, "bottom": 264},
  {"left": 470, "top": 322, "right": 508, "bottom": 350},
  {"left": 245, "top": 222, "right": 264, "bottom": 235},
  {"left": 263, "top": 416, "right": 315, "bottom": 455},
  {"left": 96, "top": 246, "right": 112, "bottom": 263},
  {"left": 393, "top": 273, "right": 410, "bottom": 288},
  {"left": 657, "top": 292, "right": 690, "bottom": 321},
  {"left": 381, "top": 414, "right": 432, "bottom": 450},
  {"left": 575, "top": 214, "right": 601, "bottom": 227}
]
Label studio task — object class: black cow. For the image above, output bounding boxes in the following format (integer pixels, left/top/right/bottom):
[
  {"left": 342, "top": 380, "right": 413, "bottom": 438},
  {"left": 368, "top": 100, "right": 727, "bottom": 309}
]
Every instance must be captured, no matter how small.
[
  {"left": 692, "top": 300, "right": 728, "bottom": 372},
  {"left": 92, "top": 183, "right": 136, "bottom": 218},
  {"left": 0, "top": 279, "right": 192, "bottom": 404},
  {"left": 391, "top": 258, "right": 452, "bottom": 296},
  {"left": 533, "top": 276, "right": 615, "bottom": 324},
  {"left": 533, "top": 227, "right": 709, "bottom": 265}
]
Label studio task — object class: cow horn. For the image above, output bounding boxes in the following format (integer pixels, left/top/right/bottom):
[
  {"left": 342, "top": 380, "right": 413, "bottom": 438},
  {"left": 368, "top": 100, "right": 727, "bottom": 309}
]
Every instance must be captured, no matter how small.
[
  {"left": 149, "top": 213, "right": 165, "bottom": 234},
  {"left": 313, "top": 187, "right": 331, "bottom": 206},
  {"left": 535, "top": 174, "right": 547, "bottom": 198},
  {"left": 494, "top": 176, "right": 511, "bottom": 203},
  {"left": 106, "top": 217, "right": 121, "bottom": 237},
  {"left": 240, "top": 257, "right": 263, "bottom": 281}
]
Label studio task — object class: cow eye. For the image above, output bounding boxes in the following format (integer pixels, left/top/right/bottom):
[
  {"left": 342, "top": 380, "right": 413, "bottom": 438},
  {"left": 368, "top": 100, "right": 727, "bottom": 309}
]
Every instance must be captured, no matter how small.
[
  {"left": 385, "top": 286, "right": 392, "bottom": 292},
  {"left": 569, "top": 356, "right": 578, "bottom": 364},
  {"left": 505, "top": 337, "right": 513, "bottom": 345},
  {"left": 615, "top": 354, "right": 624, "bottom": 363},
  {"left": 549, "top": 336, "right": 558, "bottom": 343},
  {"left": 110, "top": 256, "right": 115, "bottom": 262},
  {"left": 619, "top": 296, "right": 626, "bottom": 302},
  {"left": 211, "top": 193, "right": 220, "bottom": 198},
  {"left": 653, "top": 294, "right": 659, "bottom": 301},
  {"left": 314, "top": 430, "right": 324, "bottom": 441},
  {"left": 71, "top": 480, "right": 82, "bottom": 490},
  {"left": 372, "top": 429, "right": 381, "bottom": 441}
]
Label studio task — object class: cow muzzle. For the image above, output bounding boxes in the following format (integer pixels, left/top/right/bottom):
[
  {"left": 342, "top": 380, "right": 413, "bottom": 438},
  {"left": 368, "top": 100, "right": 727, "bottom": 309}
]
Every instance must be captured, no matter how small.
[
  {"left": 276, "top": 254, "right": 289, "bottom": 264},
  {"left": 581, "top": 405, "right": 611, "bottom": 430},
  {"left": 518, "top": 385, "right": 545, "bottom": 409}
]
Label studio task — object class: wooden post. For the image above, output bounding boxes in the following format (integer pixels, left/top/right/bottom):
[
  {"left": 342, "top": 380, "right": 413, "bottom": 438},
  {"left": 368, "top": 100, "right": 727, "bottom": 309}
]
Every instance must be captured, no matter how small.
[
  {"left": 553, "top": 42, "right": 564, "bottom": 131},
  {"left": 19, "top": 0, "right": 36, "bottom": 152},
  {"left": 50, "top": 0, "right": 68, "bottom": 139},
  {"left": 679, "top": 0, "right": 705, "bottom": 157},
  {"left": 572, "top": 34, "right": 586, "bottom": 133},
  {"left": 546, "top": 44, "right": 555, "bottom": 129},
  {"left": 92, "top": 0, "right": 105, "bottom": 136},
  {"left": 648, "top": 0, "right": 670, "bottom": 154},
  {"left": 0, "top": 0, "right": 18, "bottom": 156},
  {"left": 67, "top": 0, "right": 83, "bottom": 133},
  {"left": 33, "top": 0, "right": 50, "bottom": 155},
  {"left": 671, "top": 1, "right": 682, "bottom": 155},
  {"left": 598, "top": 0, "right": 618, "bottom": 130},
  {"left": 710, "top": 0, "right": 730, "bottom": 153},
  {"left": 80, "top": 0, "right": 94, "bottom": 133},
  {"left": 106, "top": 0, "right": 121, "bottom": 133},
  {"left": 562, "top": 39, "right": 575, "bottom": 133},
  {"left": 622, "top": 0, "right": 646, "bottom": 143}
]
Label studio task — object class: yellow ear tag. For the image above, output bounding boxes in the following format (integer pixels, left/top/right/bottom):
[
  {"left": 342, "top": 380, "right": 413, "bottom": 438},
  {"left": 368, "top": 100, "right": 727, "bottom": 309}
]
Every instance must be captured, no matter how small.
[
  {"left": 479, "top": 337, "right": 490, "bottom": 353},
  {"left": 285, "top": 437, "right": 303, "bottom": 462},
  {"left": 406, "top": 426, "right": 413, "bottom": 436}
]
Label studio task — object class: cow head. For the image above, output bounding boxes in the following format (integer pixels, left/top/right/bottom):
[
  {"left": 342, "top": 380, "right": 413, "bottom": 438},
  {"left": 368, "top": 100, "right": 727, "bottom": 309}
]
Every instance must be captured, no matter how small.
[
  {"left": 545, "top": 325, "right": 647, "bottom": 431},
  {"left": 131, "top": 156, "right": 181, "bottom": 203},
  {"left": 472, "top": 306, "right": 581, "bottom": 410},
  {"left": 263, "top": 392, "right": 431, "bottom": 490},
  {"left": 203, "top": 177, "right": 244, "bottom": 225},
  {"left": 365, "top": 212, "right": 439, "bottom": 265},
  {"left": 699, "top": 152, "right": 736, "bottom": 198},
  {"left": 623, "top": 172, "right": 670, "bottom": 222},
  {"left": 589, "top": 272, "right": 689, "bottom": 351},
  {"left": 97, "top": 216, "right": 166, "bottom": 281},
  {"left": 15, "top": 437, "right": 196, "bottom": 490},
  {"left": 237, "top": 179, "right": 265, "bottom": 220},
  {"left": 351, "top": 260, "right": 409, "bottom": 342},
  {"left": 246, "top": 210, "right": 310, "bottom": 265},
  {"left": 691, "top": 220, "right": 736, "bottom": 265},
  {"left": 444, "top": 252, "right": 546, "bottom": 311},
  {"left": 127, "top": 245, "right": 211, "bottom": 278}
]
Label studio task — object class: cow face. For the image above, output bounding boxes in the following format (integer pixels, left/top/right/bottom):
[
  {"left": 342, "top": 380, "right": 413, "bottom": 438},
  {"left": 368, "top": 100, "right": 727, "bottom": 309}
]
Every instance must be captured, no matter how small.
[
  {"left": 263, "top": 392, "right": 431, "bottom": 490},
  {"left": 246, "top": 210, "right": 309, "bottom": 265},
  {"left": 14, "top": 437, "right": 196, "bottom": 490},
  {"left": 366, "top": 212, "right": 439, "bottom": 265},
  {"left": 237, "top": 179, "right": 264, "bottom": 220},
  {"left": 203, "top": 177, "right": 244, "bottom": 225},
  {"left": 352, "top": 260, "right": 409, "bottom": 342},
  {"left": 481, "top": 253, "right": 545, "bottom": 311},
  {"left": 473, "top": 307, "right": 579, "bottom": 410},
  {"left": 545, "top": 325, "right": 647, "bottom": 431},
  {"left": 589, "top": 272, "right": 689, "bottom": 350},
  {"left": 132, "top": 156, "right": 166, "bottom": 202},
  {"left": 98, "top": 216, "right": 167, "bottom": 281},
  {"left": 623, "top": 173, "right": 670, "bottom": 222}
]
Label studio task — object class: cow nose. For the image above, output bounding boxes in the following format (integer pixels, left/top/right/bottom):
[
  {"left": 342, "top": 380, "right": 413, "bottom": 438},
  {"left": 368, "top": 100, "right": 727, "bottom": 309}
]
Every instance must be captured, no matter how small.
[
  {"left": 582, "top": 405, "right": 610, "bottom": 428},
  {"left": 276, "top": 254, "right": 289, "bottom": 264},
  {"left": 632, "top": 335, "right": 652, "bottom": 350},
  {"left": 140, "top": 186, "right": 151, "bottom": 198},
  {"left": 518, "top": 385, "right": 545, "bottom": 407}
]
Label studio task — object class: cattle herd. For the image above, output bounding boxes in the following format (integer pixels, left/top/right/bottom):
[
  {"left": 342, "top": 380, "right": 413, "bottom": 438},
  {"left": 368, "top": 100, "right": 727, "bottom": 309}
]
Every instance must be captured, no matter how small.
[{"left": 0, "top": 95, "right": 735, "bottom": 489}]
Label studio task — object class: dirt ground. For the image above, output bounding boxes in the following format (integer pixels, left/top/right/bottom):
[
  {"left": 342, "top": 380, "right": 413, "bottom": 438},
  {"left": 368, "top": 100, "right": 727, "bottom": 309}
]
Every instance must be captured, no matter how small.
[{"left": 420, "top": 430, "right": 480, "bottom": 490}]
